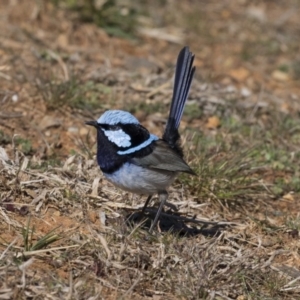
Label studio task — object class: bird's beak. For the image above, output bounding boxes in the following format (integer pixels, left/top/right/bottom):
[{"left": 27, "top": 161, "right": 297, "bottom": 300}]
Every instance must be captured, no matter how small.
[{"left": 85, "top": 120, "right": 98, "bottom": 127}]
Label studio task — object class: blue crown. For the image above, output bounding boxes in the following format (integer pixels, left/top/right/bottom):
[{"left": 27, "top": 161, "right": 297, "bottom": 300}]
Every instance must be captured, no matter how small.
[{"left": 97, "top": 110, "right": 139, "bottom": 125}]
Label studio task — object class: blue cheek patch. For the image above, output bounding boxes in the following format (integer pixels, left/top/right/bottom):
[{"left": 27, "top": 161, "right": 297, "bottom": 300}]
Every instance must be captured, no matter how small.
[
  {"left": 117, "top": 134, "right": 159, "bottom": 155},
  {"left": 102, "top": 129, "right": 131, "bottom": 148}
]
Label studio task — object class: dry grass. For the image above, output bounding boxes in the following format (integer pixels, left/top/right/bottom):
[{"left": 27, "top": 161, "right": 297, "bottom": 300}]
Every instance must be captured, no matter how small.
[
  {"left": 1, "top": 149, "right": 300, "bottom": 299},
  {"left": 1, "top": 0, "right": 300, "bottom": 299}
]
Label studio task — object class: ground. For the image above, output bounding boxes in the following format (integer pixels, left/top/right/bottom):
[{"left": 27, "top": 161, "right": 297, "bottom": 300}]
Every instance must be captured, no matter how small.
[{"left": 1, "top": 0, "right": 300, "bottom": 299}]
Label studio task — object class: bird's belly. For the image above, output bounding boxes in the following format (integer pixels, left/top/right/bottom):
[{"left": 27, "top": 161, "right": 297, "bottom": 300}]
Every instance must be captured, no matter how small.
[{"left": 103, "top": 163, "right": 177, "bottom": 195}]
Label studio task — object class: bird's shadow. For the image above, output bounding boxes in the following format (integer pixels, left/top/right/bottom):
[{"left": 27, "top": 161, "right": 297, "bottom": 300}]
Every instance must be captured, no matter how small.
[{"left": 125, "top": 208, "right": 232, "bottom": 237}]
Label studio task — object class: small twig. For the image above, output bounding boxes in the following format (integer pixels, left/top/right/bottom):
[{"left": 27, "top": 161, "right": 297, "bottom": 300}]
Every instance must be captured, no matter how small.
[
  {"left": 121, "top": 272, "right": 142, "bottom": 299},
  {"left": 146, "top": 81, "right": 171, "bottom": 98},
  {"left": 280, "top": 286, "right": 300, "bottom": 292},
  {"left": 138, "top": 27, "right": 183, "bottom": 44},
  {"left": 66, "top": 271, "right": 73, "bottom": 300},
  {"left": 262, "top": 250, "right": 289, "bottom": 268},
  {"left": 214, "top": 291, "right": 234, "bottom": 300},
  {"left": 0, "top": 112, "right": 23, "bottom": 119},
  {"left": 97, "top": 233, "right": 112, "bottom": 260},
  {"left": 47, "top": 50, "right": 69, "bottom": 81},
  {"left": 22, "top": 244, "right": 79, "bottom": 256},
  {"left": 0, "top": 71, "right": 11, "bottom": 80},
  {"left": 20, "top": 179, "right": 46, "bottom": 185},
  {"left": 18, "top": 257, "right": 34, "bottom": 288},
  {"left": 0, "top": 237, "right": 18, "bottom": 260},
  {"left": 283, "top": 275, "right": 300, "bottom": 288}
]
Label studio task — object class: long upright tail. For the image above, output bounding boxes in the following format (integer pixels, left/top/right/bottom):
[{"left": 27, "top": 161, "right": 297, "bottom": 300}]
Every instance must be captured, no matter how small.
[{"left": 163, "top": 46, "right": 195, "bottom": 155}]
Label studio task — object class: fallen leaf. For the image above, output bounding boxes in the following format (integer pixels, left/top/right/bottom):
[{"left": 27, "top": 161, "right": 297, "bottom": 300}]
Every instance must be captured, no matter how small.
[
  {"left": 79, "top": 127, "right": 89, "bottom": 136},
  {"left": 39, "top": 116, "right": 61, "bottom": 131},
  {"left": 206, "top": 116, "right": 221, "bottom": 129},
  {"left": 246, "top": 6, "right": 267, "bottom": 23},
  {"left": 280, "top": 102, "right": 290, "bottom": 113},
  {"left": 272, "top": 70, "right": 290, "bottom": 82},
  {"left": 282, "top": 193, "right": 294, "bottom": 201},
  {"left": 240, "top": 87, "right": 251, "bottom": 97},
  {"left": 229, "top": 67, "right": 250, "bottom": 82},
  {"left": 56, "top": 33, "right": 68, "bottom": 49},
  {"left": 88, "top": 211, "right": 98, "bottom": 223}
]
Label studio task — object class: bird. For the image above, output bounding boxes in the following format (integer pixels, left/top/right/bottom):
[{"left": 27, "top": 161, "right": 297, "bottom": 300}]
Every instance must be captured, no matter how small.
[{"left": 86, "top": 46, "right": 196, "bottom": 233}]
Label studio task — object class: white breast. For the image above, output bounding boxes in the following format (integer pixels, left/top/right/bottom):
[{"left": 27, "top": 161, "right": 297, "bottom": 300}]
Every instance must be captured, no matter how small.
[{"left": 103, "top": 163, "right": 177, "bottom": 195}]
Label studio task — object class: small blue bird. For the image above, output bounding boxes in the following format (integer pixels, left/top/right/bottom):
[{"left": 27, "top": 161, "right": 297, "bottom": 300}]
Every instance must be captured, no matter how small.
[{"left": 86, "top": 47, "right": 196, "bottom": 232}]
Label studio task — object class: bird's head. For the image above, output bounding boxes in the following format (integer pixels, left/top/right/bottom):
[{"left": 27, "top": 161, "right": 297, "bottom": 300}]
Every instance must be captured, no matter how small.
[{"left": 86, "top": 110, "right": 158, "bottom": 154}]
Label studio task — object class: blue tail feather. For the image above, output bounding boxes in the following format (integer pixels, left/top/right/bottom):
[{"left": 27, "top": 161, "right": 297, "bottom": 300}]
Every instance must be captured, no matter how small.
[{"left": 163, "top": 47, "right": 195, "bottom": 154}]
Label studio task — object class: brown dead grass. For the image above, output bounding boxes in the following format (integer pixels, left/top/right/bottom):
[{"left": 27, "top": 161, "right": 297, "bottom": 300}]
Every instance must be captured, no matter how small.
[
  {"left": 2, "top": 154, "right": 299, "bottom": 299},
  {"left": 1, "top": 0, "right": 300, "bottom": 299}
]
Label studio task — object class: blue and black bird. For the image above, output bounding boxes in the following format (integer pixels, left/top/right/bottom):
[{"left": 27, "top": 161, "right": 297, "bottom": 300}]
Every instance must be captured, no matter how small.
[{"left": 86, "top": 47, "right": 196, "bottom": 232}]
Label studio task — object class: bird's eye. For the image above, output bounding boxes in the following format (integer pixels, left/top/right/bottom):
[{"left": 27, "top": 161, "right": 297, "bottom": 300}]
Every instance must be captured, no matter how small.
[{"left": 110, "top": 125, "right": 120, "bottom": 131}]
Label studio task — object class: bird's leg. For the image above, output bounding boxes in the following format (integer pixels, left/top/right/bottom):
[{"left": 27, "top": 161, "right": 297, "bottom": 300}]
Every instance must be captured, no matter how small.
[
  {"left": 149, "top": 191, "right": 168, "bottom": 233},
  {"left": 141, "top": 195, "right": 153, "bottom": 216}
]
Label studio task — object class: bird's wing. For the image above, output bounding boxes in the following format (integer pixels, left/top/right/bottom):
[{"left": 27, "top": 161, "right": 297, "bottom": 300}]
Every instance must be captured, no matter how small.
[{"left": 131, "top": 140, "right": 195, "bottom": 175}]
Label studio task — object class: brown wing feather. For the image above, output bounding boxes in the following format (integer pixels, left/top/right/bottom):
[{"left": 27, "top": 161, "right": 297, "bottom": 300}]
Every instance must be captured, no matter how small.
[{"left": 131, "top": 140, "right": 195, "bottom": 175}]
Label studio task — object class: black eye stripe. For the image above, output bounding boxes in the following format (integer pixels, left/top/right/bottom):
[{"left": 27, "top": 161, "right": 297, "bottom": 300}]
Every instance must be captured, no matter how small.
[
  {"left": 99, "top": 124, "right": 121, "bottom": 131},
  {"left": 110, "top": 125, "right": 120, "bottom": 131}
]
